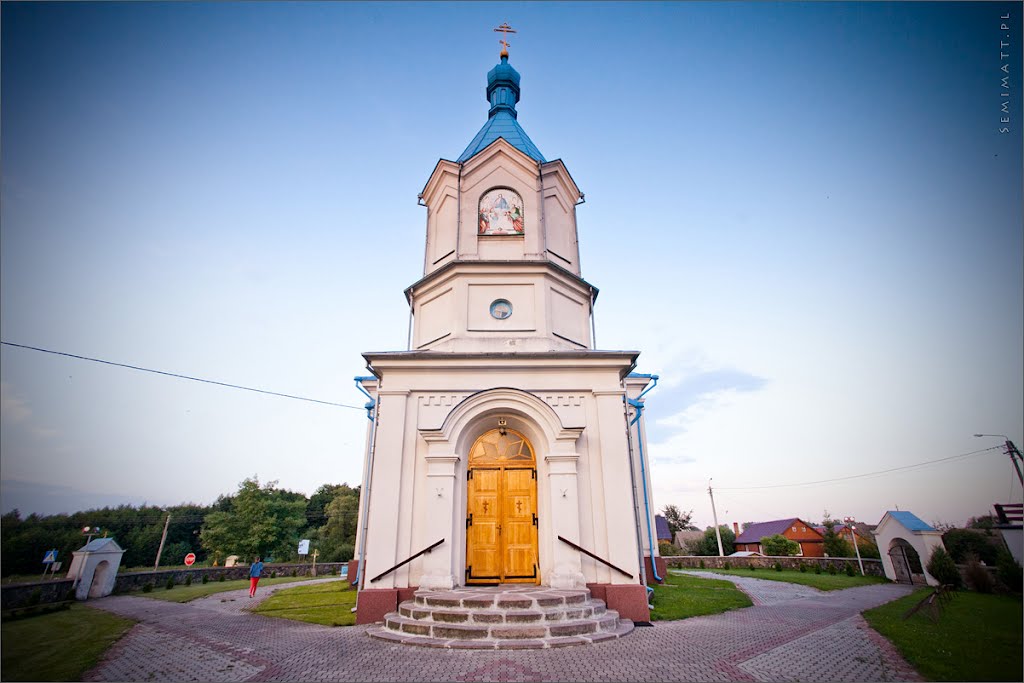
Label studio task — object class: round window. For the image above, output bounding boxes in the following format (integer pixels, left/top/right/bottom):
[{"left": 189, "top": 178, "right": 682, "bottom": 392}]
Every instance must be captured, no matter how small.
[{"left": 489, "top": 299, "right": 513, "bottom": 320}]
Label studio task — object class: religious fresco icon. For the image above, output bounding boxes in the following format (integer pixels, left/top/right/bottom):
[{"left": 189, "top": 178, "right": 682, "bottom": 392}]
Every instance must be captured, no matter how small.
[{"left": 479, "top": 188, "right": 524, "bottom": 235}]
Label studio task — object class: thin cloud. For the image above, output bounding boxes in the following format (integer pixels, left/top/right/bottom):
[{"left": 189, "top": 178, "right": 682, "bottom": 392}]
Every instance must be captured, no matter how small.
[
  {"left": 645, "top": 369, "right": 768, "bottom": 442},
  {"left": 0, "top": 382, "right": 31, "bottom": 423}
]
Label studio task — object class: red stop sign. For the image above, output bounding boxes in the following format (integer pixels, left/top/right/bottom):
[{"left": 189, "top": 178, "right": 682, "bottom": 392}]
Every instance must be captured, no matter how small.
[{"left": 184, "top": 553, "right": 196, "bottom": 566}]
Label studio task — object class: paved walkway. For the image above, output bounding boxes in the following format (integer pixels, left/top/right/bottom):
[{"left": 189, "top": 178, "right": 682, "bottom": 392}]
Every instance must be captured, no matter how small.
[{"left": 83, "top": 574, "right": 922, "bottom": 682}]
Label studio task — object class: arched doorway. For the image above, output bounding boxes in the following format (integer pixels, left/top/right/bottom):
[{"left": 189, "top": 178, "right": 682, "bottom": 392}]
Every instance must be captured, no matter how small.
[
  {"left": 888, "top": 538, "right": 924, "bottom": 584},
  {"left": 88, "top": 560, "right": 110, "bottom": 598},
  {"left": 465, "top": 428, "right": 539, "bottom": 584}
]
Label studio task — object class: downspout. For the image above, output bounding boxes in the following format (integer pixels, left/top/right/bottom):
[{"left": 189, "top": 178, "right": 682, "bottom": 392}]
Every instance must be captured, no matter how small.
[
  {"left": 622, "top": 396, "right": 651, "bottom": 606},
  {"left": 539, "top": 161, "right": 548, "bottom": 258},
  {"left": 406, "top": 289, "right": 414, "bottom": 351},
  {"left": 352, "top": 376, "right": 380, "bottom": 592},
  {"left": 456, "top": 164, "right": 462, "bottom": 257},
  {"left": 627, "top": 374, "right": 661, "bottom": 584}
]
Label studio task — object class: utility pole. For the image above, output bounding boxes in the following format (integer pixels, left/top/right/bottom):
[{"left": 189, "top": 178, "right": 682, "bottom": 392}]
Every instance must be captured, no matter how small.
[
  {"left": 1004, "top": 439, "right": 1023, "bottom": 487},
  {"left": 974, "top": 434, "right": 1024, "bottom": 487},
  {"left": 844, "top": 516, "right": 865, "bottom": 575},
  {"left": 154, "top": 512, "right": 171, "bottom": 570},
  {"left": 708, "top": 479, "right": 725, "bottom": 557}
]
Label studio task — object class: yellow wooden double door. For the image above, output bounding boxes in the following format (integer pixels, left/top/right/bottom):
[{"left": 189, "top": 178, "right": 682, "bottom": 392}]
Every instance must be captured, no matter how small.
[{"left": 465, "top": 429, "right": 539, "bottom": 584}]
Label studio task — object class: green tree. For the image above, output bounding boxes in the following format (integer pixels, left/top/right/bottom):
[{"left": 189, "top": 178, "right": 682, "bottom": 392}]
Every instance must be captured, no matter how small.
[
  {"left": 316, "top": 488, "right": 360, "bottom": 562},
  {"left": 760, "top": 534, "right": 799, "bottom": 556},
  {"left": 306, "top": 483, "right": 346, "bottom": 526},
  {"left": 200, "top": 477, "right": 307, "bottom": 561},
  {"left": 661, "top": 505, "right": 697, "bottom": 535},
  {"left": 687, "top": 525, "right": 736, "bottom": 556},
  {"left": 821, "top": 514, "right": 853, "bottom": 557},
  {"left": 926, "top": 546, "right": 962, "bottom": 588},
  {"left": 967, "top": 514, "right": 997, "bottom": 530}
]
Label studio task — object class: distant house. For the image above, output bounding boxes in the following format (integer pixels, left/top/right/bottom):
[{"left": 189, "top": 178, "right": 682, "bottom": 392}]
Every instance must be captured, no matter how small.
[
  {"left": 654, "top": 515, "right": 673, "bottom": 543},
  {"left": 734, "top": 518, "right": 824, "bottom": 557},
  {"left": 813, "top": 523, "right": 873, "bottom": 544},
  {"left": 674, "top": 529, "right": 704, "bottom": 551}
]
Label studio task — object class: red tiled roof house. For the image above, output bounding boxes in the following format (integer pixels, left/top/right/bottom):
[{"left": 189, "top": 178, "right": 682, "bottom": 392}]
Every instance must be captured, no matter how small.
[{"left": 734, "top": 518, "right": 825, "bottom": 557}]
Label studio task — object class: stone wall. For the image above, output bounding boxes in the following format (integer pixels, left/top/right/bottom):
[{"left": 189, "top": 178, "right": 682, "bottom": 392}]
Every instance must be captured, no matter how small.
[
  {"left": 1, "top": 579, "right": 76, "bottom": 610},
  {"left": 1, "top": 563, "right": 348, "bottom": 608},
  {"left": 663, "top": 555, "right": 885, "bottom": 577}
]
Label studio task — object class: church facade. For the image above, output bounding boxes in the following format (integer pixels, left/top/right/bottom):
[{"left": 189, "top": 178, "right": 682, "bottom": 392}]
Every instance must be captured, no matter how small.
[{"left": 351, "top": 46, "right": 663, "bottom": 624}]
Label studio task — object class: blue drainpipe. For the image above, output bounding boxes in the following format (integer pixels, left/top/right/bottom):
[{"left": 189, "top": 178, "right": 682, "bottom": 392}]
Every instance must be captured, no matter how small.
[
  {"left": 352, "top": 376, "right": 379, "bottom": 589},
  {"left": 626, "top": 373, "right": 661, "bottom": 584}
]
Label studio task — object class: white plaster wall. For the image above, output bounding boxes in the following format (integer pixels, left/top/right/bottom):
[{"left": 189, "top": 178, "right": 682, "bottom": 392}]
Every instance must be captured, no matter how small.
[
  {"left": 419, "top": 142, "right": 582, "bottom": 280},
  {"left": 355, "top": 359, "right": 644, "bottom": 590},
  {"left": 410, "top": 265, "right": 592, "bottom": 352}
]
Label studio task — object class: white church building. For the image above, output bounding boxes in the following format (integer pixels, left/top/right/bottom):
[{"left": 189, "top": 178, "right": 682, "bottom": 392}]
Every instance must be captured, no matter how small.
[{"left": 350, "top": 44, "right": 663, "bottom": 625}]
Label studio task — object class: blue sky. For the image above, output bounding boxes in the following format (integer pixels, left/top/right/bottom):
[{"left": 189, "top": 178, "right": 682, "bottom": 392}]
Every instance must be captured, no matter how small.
[{"left": 2, "top": 2, "right": 1021, "bottom": 531}]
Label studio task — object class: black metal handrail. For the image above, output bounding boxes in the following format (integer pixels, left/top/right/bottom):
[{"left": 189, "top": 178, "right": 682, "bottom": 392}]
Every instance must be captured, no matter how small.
[
  {"left": 369, "top": 539, "right": 445, "bottom": 583},
  {"left": 557, "top": 535, "right": 633, "bottom": 579}
]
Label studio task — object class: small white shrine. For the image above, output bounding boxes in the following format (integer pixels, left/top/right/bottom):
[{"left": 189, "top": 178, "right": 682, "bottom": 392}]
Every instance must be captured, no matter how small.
[
  {"left": 875, "top": 511, "right": 946, "bottom": 586},
  {"left": 67, "top": 537, "right": 124, "bottom": 600}
]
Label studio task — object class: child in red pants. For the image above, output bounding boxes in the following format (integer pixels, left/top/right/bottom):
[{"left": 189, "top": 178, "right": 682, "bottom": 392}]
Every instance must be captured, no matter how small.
[{"left": 248, "top": 556, "right": 264, "bottom": 598}]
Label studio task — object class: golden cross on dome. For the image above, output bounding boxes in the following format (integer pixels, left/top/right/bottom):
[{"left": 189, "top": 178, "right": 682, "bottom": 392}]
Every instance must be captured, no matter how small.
[{"left": 493, "top": 22, "right": 517, "bottom": 57}]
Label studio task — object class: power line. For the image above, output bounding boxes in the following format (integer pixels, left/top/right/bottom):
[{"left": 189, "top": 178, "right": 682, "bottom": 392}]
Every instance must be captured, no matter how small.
[
  {"left": 1, "top": 341, "right": 364, "bottom": 411},
  {"left": 715, "top": 446, "right": 1003, "bottom": 491}
]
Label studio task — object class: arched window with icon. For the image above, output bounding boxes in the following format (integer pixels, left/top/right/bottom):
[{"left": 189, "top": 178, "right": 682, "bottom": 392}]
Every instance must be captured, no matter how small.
[{"left": 478, "top": 187, "right": 524, "bottom": 236}]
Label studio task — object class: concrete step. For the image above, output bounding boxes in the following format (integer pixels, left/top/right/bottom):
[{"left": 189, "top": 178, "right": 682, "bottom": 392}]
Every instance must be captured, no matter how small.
[{"left": 368, "top": 584, "right": 635, "bottom": 649}]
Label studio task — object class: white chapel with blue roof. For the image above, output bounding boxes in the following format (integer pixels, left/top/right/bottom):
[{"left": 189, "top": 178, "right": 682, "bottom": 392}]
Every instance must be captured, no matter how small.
[{"left": 349, "top": 34, "right": 663, "bottom": 627}]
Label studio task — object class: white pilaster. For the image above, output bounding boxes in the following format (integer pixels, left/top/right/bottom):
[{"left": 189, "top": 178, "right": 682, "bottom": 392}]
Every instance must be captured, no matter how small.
[{"left": 420, "top": 454, "right": 460, "bottom": 590}]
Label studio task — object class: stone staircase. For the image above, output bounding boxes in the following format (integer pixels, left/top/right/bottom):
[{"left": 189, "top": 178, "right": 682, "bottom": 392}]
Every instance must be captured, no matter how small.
[{"left": 367, "top": 585, "right": 634, "bottom": 649}]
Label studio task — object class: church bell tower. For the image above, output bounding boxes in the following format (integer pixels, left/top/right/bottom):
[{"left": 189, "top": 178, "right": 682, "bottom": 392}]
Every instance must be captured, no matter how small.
[
  {"left": 351, "top": 30, "right": 661, "bottom": 627},
  {"left": 412, "top": 49, "right": 593, "bottom": 353}
]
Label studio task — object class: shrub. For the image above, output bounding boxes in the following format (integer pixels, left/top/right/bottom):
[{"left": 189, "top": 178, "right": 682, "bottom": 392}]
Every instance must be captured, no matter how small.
[
  {"left": 658, "top": 540, "right": 680, "bottom": 557},
  {"left": 827, "top": 563, "right": 838, "bottom": 575},
  {"left": 699, "top": 559, "right": 705, "bottom": 569},
  {"left": 165, "top": 577, "right": 175, "bottom": 590},
  {"left": 291, "top": 569, "right": 297, "bottom": 577},
  {"left": 774, "top": 562, "right": 783, "bottom": 572},
  {"left": 964, "top": 555, "right": 994, "bottom": 593},
  {"left": 761, "top": 534, "right": 800, "bottom": 556},
  {"left": 202, "top": 574, "right": 209, "bottom": 584},
  {"left": 723, "top": 561, "right": 731, "bottom": 570},
  {"left": 996, "top": 551, "right": 1022, "bottom": 592},
  {"left": 185, "top": 575, "right": 192, "bottom": 586},
  {"left": 142, "top": 583, "right": 153, "bottom": 593},
  {"left": 799, "top": 563, "right": 807, "bottom": 573},
  {"left": 925, "top": 547, "right": 962, "bottom": 588},
  {"left": 943, "top": 528, "right": 1001, "bottom": 565},
  {"left": 218, "top": 575, "right": 225, "bottom": 582},
  {"left": 845, "top": 562, "right": 856, "bottom": 577},
  {"left": 27, "top": 588, "right": 42, "bottom": 606},
  {"left": 814, "top": 564, "right": 822, "bottom": 575},
  {"left": 271, "top": 571, "right": 277, "bottom": 579}
]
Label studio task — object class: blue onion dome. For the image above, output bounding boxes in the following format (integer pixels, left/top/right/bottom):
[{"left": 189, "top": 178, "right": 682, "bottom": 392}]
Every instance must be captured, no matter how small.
[
  {"left": 457, "top": 54, "right": 545, "bottom": 163},
  {"left": 486, "top": 55, "right": 521, "bottom": 118}
]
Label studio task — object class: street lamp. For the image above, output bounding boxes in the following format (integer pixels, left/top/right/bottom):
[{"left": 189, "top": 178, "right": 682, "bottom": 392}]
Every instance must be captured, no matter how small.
[
  {"left": 843, "top": 516, "right": 865, "bottom": 576},
  {"left": 974, "top": 434, "right": 1023, "bottom": 487}
]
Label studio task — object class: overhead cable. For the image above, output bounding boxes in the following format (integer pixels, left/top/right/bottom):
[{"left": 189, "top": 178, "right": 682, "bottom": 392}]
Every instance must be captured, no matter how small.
[
  {"left": 1, "top": 341, "right": 364, "bottom": 410},
  {"left": 715, "top": 446, "right": 1003, "bottom": 491}
]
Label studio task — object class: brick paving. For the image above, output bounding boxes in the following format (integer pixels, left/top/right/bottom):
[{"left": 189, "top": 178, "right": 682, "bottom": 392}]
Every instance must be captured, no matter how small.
[{"left": 84, "top": 575, "right": 921, "bottom": 682}]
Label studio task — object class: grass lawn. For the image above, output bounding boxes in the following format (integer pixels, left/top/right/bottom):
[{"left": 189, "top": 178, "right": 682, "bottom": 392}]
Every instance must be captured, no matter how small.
[
  {"left": 136, "top": 575, "right": 322, "bottom": 603},
  {"left": 252, "top": 580, "right": 357, "bottom": 626},
  {"left": 685, "top": 567, "right": 890, "bottom": 591},
  {"left": 1, "top": 603, "right": 134, "bottom": 682},
  {"left": 650, "top": 570, "right": 753, "bottom": 621},
  {"left": 864, "top": 589, "right": 1023, "bottom": 681}
]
